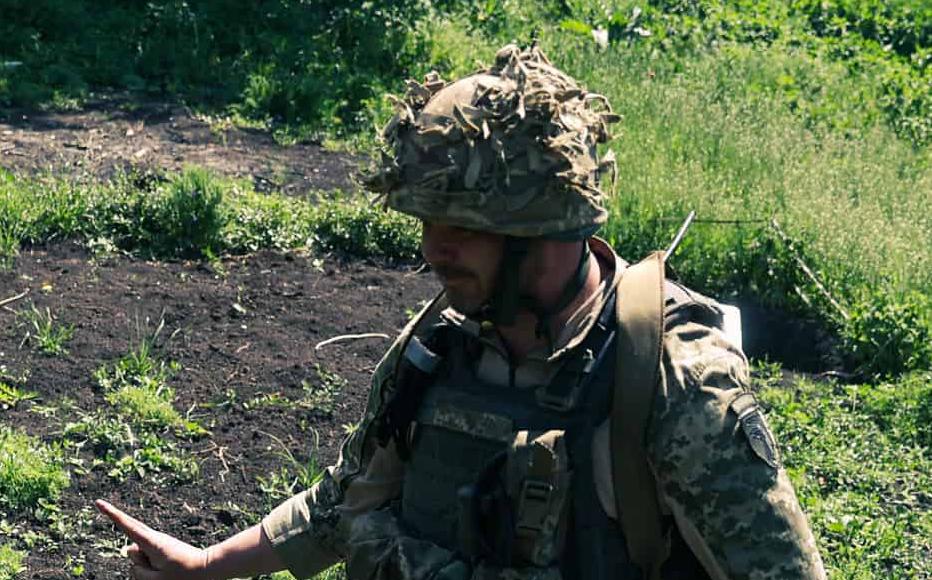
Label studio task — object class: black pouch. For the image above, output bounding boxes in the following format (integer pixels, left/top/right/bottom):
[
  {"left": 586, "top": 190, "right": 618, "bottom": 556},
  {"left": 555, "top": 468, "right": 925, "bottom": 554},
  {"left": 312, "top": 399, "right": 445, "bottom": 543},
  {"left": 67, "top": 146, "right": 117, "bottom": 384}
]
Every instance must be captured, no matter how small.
[{"left": 457, "top": 430, "right": 572, "bottom": 568}]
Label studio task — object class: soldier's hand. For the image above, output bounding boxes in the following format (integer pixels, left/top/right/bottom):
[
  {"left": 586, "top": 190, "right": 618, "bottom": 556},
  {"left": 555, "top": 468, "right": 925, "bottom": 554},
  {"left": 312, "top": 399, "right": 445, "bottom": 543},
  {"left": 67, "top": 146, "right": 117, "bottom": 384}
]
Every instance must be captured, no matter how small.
[{"left": 95, "top": 499, "right": 210, "bottom": 580}]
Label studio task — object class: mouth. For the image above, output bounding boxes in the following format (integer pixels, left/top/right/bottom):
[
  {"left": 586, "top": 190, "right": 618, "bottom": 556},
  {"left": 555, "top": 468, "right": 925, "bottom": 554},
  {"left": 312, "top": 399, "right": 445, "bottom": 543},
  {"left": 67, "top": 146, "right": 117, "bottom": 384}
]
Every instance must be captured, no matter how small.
[
  {"left": 433, "top": 266, "right": 474, "bottom": 286},
  {"left": 439, "top": 274, "right": 471, "bottom": 287}
]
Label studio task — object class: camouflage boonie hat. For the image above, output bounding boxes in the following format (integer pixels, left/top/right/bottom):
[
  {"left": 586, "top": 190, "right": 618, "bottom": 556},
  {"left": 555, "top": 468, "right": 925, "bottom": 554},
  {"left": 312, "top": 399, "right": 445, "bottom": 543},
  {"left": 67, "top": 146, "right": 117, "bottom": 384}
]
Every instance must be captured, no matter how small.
[{"left": 362, "top": 44, "right": 620, "bottom": 238}]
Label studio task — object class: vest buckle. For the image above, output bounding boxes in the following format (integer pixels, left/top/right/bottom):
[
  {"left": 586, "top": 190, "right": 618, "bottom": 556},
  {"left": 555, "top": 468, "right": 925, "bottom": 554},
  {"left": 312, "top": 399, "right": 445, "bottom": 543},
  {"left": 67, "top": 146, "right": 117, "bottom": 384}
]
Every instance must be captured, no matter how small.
[{"left": 515, "top": 479, "right": 554, "bottom": 535}]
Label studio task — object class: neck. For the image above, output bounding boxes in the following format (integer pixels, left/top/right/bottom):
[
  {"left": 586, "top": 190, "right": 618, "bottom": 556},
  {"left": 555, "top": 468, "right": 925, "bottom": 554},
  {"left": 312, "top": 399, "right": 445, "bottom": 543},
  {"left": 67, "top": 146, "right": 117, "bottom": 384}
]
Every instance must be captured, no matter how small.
[{"left": 496, "top": 245, "right": 602, "bottom": 361}]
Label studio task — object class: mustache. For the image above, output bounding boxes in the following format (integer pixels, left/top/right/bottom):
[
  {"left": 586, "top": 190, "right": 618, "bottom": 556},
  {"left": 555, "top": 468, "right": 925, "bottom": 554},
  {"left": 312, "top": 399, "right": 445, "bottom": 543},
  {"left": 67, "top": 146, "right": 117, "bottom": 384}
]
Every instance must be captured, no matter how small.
[{"left": 431, "top": 264, "right": 476, "bottom": 280}]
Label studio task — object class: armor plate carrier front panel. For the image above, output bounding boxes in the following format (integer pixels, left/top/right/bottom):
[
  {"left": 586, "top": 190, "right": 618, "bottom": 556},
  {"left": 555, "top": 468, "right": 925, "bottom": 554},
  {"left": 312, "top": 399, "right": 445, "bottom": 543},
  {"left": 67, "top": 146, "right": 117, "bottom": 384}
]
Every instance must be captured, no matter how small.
[{"left": 396, "top": 292, "right": 709, "bottom": 579}]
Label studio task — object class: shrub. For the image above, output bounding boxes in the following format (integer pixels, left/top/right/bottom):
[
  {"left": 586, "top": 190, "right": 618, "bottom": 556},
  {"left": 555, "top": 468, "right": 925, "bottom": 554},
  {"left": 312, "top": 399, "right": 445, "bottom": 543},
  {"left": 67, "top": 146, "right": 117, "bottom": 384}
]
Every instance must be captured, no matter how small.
[
  {"left": 153, "top": 168, "right": 225, "bottom": 258},
  {"left": 841, "top": 290, "right": 932, "bottom": 375},
  {"left": 0, "top": 1, "right": 432, "bottom": 135},
  {"left": 310, "top": 201, "right": 420, "bottom": 262}
]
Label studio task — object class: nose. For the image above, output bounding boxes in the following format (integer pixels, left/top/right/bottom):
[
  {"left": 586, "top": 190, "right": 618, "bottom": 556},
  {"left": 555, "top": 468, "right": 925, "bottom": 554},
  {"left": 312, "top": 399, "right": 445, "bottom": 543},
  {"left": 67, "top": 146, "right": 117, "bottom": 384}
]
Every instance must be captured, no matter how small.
[{"left": 420, "top": 222, "right": 458, "bottom": 264}]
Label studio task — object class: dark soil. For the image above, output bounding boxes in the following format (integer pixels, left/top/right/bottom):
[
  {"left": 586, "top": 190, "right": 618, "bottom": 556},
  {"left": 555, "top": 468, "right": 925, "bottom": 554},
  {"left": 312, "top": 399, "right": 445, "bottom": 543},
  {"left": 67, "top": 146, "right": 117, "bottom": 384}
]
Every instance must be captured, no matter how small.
[
  {"left": 0, "top": 93, "right": 360, "bottom": 195},
  {"left": 1, "top": 243, "right": 439, "bottom": 578}
]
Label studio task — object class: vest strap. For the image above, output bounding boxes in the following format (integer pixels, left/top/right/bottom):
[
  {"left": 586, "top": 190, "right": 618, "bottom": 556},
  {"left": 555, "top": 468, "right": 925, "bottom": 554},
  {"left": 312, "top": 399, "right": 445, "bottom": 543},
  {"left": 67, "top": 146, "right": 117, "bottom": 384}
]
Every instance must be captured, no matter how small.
[{"left": 612, "top": 251, "right": 666, "bottom": 580}]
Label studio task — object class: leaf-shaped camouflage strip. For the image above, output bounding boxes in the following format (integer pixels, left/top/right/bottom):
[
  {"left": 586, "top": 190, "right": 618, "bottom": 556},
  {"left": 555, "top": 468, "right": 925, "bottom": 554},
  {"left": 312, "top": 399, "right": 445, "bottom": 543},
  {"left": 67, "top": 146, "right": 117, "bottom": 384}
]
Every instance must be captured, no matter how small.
[{"left": 360, "top": 44, "right": 622, "bottom": 239}]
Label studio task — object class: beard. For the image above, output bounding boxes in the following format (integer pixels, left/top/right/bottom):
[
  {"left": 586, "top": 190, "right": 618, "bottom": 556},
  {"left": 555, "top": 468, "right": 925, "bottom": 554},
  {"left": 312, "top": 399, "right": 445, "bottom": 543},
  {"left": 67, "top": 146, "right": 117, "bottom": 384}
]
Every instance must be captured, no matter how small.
[{"left": 432, "top": 264, "right": 492, "bottom": 316}]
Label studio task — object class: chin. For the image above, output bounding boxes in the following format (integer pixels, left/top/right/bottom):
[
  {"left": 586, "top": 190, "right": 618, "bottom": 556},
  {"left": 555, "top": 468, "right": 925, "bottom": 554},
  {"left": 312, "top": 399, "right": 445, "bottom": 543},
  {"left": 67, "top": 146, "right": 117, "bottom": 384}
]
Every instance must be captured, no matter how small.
[{"left": 445, "top": 291, "right": 484, "bottom": 316}]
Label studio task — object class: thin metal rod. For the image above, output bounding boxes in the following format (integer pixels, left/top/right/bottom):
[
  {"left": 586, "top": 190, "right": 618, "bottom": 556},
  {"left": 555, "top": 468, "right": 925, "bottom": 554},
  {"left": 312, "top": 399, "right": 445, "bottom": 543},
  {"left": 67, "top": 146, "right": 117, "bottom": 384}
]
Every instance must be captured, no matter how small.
[{"left": 664, "top": 210, "right": 696, "bottom": 262}]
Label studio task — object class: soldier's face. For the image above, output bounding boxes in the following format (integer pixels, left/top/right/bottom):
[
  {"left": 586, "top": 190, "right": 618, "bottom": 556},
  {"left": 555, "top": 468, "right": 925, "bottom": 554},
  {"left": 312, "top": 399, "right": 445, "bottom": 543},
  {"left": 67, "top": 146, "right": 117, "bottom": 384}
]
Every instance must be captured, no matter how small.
[{"left": 421, "top": 221, "right": 504, "bottom": 315}]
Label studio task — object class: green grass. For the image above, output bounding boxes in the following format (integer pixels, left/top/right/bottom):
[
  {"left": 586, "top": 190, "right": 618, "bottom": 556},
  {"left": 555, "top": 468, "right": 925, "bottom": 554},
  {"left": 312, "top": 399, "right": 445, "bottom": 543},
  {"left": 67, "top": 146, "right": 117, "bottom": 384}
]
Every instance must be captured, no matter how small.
[
  {"left": 17, "top": 303, "right": 75, "bottom": 356},
  {"left": 0, "top": 544, "right": 26, "bottom": 580},
  {"left": 574, "top": 39, "right": 932, "bottom": 374},
  {"left": 92, "top": 318, "right": 204, "bottom": 436},
  {"left": 0, "top": 426, "right": 70, "bottom": 513},
  {"left": 104, "top": 384, "right": 184, "bottom": 429},
  {"left": 95, "top": 338, "right": 185, "bottom": 431},
  {"left": 61, "top": 409, "right": 199, "bottom": 482},
  {"left": 757, "top": 369, "right": 932, "bottom": 577},
  {"left": 262, "top": 563, "right": 346, "bottom": 580},
  {"left": 0, "top": 167, "right": 420, "bottom": 264},
  {"left": 55, "top": 322, "right": 205, "bottom": 481},
  {"left": 387, "top": 8, "right": 932, "bottom": 375},
  {"left": 257, "top": 431, "right": 326, "bottom": 509}
]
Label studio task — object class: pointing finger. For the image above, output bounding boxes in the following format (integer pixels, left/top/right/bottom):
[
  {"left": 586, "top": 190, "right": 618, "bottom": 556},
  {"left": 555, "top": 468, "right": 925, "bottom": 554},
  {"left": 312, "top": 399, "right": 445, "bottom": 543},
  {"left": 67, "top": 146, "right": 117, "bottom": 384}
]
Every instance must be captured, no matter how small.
[{"left": 95, "top": 499, "right": 157, "bottom": 550}]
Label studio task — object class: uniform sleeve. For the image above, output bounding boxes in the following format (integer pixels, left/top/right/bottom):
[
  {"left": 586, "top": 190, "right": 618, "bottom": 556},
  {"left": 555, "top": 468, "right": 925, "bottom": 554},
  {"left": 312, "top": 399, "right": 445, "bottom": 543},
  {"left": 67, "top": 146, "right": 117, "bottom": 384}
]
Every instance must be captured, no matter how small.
[
  {"left": 261, "top": 295, "right": 445, "bottom": 579},
  {"left": 646, "top": 300, "right": 826, "bottom": 580}
]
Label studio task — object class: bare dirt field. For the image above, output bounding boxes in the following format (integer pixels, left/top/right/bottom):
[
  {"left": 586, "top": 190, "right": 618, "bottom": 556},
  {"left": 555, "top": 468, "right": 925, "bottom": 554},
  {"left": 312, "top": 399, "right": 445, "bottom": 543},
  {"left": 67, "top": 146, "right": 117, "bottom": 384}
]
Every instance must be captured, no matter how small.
[
  {"left": 0, "top": 93, "right": 358, "bottom": 195},
  {"left": 1, "top": 243, "right": 439, "bottom": 578}
]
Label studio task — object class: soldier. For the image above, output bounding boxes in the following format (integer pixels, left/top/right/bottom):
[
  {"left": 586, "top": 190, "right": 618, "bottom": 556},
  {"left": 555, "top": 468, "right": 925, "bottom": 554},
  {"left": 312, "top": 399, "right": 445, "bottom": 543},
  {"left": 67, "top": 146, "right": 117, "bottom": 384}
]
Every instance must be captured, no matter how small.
[{"left": 96, "top": 44, "right": 827, "bottom": 580}]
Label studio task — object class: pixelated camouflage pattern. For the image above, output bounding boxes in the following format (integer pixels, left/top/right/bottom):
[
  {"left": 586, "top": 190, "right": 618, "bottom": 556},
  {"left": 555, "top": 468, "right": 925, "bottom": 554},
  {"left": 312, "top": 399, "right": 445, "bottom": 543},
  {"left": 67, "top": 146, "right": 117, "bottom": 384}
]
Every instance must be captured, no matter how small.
[
  {"left": 361, "top": 44, "right": 620, "bottom": 238},
  {"left": 346, "top": 507, "right": 473, "bottom": 580},
  {"left": 505, "top": 430, "right": 571, "bottom": 567},
  {"left": 649, "top": 296, "right": 826, "bottom": 579},
  {"left": 262, "top": 249, "right": 826, "bottom": 579},
  {"left": 345, "top": 506, "right": 564, "bottom": 580}
]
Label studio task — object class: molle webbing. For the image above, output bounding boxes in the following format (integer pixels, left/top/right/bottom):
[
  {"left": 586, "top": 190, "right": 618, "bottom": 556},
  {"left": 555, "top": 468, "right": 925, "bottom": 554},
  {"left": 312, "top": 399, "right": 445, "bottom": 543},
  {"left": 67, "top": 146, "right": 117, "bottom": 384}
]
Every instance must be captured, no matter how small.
[{"left": 399, "top": 291, "right": 620, "bottom": 565}]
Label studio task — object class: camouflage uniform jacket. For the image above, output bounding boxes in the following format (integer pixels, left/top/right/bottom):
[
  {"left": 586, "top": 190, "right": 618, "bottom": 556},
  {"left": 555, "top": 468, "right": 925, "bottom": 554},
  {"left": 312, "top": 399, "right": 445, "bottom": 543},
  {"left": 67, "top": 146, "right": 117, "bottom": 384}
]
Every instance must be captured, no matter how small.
[{"left": 261, "top": 238, "right": 826, "bottom": 579}]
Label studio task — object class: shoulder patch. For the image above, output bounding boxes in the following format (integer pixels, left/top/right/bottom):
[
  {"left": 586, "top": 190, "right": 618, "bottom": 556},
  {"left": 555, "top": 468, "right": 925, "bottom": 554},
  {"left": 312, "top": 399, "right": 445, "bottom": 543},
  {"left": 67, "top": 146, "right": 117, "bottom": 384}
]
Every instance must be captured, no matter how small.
[{"left": 729, "top": 392, "right": 781, "bottom": 469}]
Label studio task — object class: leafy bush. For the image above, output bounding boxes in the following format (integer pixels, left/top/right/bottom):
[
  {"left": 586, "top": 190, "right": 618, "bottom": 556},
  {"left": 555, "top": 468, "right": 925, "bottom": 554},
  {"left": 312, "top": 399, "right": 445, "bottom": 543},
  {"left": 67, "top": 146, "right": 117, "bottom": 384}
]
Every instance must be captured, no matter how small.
[
  {"left": 0, "top": 426, "right": 70, "bottom": 512},
  {"left": 0, "top": 169, "right": 422, "bottom": 264},
  {"left": 310, "top": 201, "right": 420, "bottom": 261},
  {"left": 841, "top": 291, "right": 932, "bottom": 376},
  {"left": 0, "top": 0, "right": 432, "bottom": 134},
  {"left": 153, "top": 168, "right": 225, "bottom": 258}
]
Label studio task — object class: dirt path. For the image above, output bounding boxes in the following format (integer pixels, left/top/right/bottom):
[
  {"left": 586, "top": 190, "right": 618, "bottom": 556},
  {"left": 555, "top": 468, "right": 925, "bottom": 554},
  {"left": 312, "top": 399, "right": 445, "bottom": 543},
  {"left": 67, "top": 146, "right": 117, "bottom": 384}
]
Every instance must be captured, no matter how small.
[{"left": 0, "top": 93, "right": 360, "bottom": 195}]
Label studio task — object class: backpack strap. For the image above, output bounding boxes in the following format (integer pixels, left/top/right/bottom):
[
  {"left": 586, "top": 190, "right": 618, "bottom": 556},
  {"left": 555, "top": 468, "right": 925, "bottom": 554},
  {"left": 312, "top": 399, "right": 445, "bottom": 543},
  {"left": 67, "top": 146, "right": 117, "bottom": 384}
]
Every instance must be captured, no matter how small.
[{"left": 612, "top": 251, "right": 667, "bottom": 580}]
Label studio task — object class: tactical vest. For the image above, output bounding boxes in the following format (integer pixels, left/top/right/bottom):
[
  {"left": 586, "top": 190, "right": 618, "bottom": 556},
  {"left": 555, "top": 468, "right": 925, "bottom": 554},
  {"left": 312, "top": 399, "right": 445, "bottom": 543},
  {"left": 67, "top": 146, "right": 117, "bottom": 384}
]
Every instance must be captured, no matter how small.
[{"left": 387, "top": 290, "right": 710, "bottom": 580}]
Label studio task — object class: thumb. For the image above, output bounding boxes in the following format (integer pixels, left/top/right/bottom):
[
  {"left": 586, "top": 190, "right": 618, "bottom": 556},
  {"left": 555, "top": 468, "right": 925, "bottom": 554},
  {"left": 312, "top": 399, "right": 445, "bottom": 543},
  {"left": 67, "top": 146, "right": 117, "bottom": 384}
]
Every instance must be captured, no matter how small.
[
  {"left": 95, "top": 499, "right": 159, "bottom": 552},
  {"left": 125, "top": 543, "right": 151, "bottom": 567}
]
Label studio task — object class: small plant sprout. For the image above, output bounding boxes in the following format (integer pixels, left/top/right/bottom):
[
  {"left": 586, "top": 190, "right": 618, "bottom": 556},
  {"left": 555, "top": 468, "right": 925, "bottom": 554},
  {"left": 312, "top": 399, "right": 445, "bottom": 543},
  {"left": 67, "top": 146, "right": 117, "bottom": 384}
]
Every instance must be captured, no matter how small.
[
  {"left": 256, "top": 429, "right": 324, "bottom": 504},
  {"left": 17, "top": 304, "right": 75, "bottom": 356},
  {"left": 0, "top": 382, "right": 38, "bottom": 410}
]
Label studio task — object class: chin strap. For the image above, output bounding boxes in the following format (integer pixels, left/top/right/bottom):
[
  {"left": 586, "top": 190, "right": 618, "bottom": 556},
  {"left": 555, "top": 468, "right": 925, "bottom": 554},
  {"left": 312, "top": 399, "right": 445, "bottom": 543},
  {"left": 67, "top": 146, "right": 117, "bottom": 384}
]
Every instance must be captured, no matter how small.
[
  {"left": 485, "top": 239, "right": 591, "bottom": 350},
  {"left": 527, "top": 241, "right": 591, "bottom": 348},
  {"left": 486, "top": 237, "right": 531, "bottom": 327}
]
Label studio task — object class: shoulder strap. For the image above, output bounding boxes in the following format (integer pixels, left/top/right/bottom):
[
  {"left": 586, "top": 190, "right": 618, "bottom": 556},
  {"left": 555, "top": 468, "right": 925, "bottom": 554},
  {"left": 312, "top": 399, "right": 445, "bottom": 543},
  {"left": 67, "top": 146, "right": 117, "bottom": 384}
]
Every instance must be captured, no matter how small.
[{"left": 612, "top": 251, "right": 667, "bottom": 580}]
